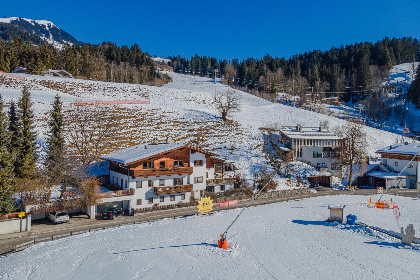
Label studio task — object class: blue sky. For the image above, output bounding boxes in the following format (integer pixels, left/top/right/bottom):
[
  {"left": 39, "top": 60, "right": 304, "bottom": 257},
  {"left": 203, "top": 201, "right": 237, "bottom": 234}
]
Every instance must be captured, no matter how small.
[{"left": 2, "top": 0, "right": 420, "bottom": 60}]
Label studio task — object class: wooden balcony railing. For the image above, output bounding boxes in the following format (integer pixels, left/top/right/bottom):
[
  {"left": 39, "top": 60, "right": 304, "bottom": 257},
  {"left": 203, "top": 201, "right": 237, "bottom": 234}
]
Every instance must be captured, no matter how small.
[
  {"left": 131, "top": 167, "right": 194, "bottom": 178},
  {"left": 206, "top": 177, "right": 237, "bottom": 185},
  {"left": 154, "top": 184, "right": 193, "bottom": 195},
  {"left": 100, "top": 188, "right": 135, "bottom": 198}
]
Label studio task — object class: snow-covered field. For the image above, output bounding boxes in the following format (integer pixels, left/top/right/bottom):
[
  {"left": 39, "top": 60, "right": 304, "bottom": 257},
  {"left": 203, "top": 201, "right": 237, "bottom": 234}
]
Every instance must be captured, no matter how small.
[
  {"left": 1, "top": 194, "right": 419, "bottom": 279},
  {"left": 0, "top": 69, "right": 412, "bottom": 182}
]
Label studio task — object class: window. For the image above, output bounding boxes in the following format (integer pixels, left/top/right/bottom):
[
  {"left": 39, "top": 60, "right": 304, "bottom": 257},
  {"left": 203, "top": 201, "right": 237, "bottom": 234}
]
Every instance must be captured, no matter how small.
[
  {"left": 181, "top": 194, "right": 185, "bottom": 200},
  {"left": 125, "top": 180, "right": 127, "bottom": 188},
  {"left": 121, "top": 179, "right": 123, "bottom": 187},
  {"left": 136, "top": 181, "right": 142, "bottom": 188},
  {"left": 322, "top": 163, "right": 326, "bottom": 167},
  {"left": 160, "top": 196, "right": 164, "bottom": 202},
  {"left": 148, "top": 180, "right": 154, "bottom": 187},
  {"left": 194, "top": 176, "right": 203, "bottom": 183},
  {"left": 143, "top": 162, "right": 154, "bottom": 169},
  {"left": 194, "top": 160, "right": 203, "bottom": 166},
  {"left": 159, "top": 179, "right": 165, "bottom": 186},
  {"left": 206, "top": 172, "right": 209, "bottom": 178},
  {"left": 170, "top": 195, "right": 175, "bottom": 201},
  {"left": 313, "top": 152, "right": 322, "bottom": 158},
  {"left": 174, "top": 178, "right": 183, "bottom": 186},
  {"left": 148, "top": 197, "right": 153, "bottom": 204},
  {"left": 220, "top": 185, "right": 225, "bottom": 191},
  {"left": 191, "top": 150, "right": 196, "bottom": 154},
  {"left": 173, "top": 160, "right": 183, "bottom": 168},
  {"left": 331, "top": 164, "right": 341, "bottom": 170},
  {"left": 160, "top": 161, "right": 165, "bottom": 168},
  {"left": 395, "top": 162, "right": 398, "bottom": 167},
  {"left": 206, "top": 186, "right": 214, "bottom": 192},
  {"left": 112, "top": 176, "right": 114, "bottom": 183},
  {"left": 137, "top": 199, "right": 142, "bottom": 205}
]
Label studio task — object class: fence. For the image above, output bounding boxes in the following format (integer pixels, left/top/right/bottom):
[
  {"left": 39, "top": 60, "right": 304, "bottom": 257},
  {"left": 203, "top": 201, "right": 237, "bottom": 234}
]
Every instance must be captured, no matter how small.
[{"left": 132, "top": 201, "right": 197, "bottom": 214}]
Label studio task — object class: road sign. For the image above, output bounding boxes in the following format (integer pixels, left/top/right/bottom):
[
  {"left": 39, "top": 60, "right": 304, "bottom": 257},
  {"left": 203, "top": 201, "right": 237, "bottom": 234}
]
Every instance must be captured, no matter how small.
[{"left": 18, "top": 212, "right": 25, "bottom": 218}]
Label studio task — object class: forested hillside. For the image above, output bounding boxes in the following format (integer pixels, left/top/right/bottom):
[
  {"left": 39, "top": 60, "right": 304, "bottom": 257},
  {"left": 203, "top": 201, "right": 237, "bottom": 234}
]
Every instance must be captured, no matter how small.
[
  {"left": 0, "top": 38, "right": 171, "bottom": 86},
  {"left": 170, "top": 37, "right": 419, "bottom": 101}
]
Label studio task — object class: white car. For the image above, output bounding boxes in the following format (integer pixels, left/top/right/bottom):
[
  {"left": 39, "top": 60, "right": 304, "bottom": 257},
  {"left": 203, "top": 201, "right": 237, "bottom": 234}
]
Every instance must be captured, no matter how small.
[{"left": 48, "top": 212, "right": 70, "bottom": 224}]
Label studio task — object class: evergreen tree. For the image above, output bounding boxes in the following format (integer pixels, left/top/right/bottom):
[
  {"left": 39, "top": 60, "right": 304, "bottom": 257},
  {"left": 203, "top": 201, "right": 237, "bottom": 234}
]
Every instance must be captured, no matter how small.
[
  {"left": 0, "top": 95, "right": 16, "bottom": 213},
  {"left": 46, "top": 94, "right": 64, "bottom": 181},
  {"left": 408, "top": 64, "right": 420, "bottom": 107},
  {"left": 16, "top": 86, "right": 37, "bottom": 178},
  {"left": 8, "top": 101, "right": 21, "bottom": 154},
  {"left": 356, "top": 54, "right": 371, "bottom": 89}
]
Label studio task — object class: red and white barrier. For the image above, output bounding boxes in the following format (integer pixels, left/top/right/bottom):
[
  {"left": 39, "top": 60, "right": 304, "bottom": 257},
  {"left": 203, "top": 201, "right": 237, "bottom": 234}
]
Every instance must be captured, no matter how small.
[
  {"left": 74, "top": 99, "right": 150, "bottom": 106},
  {"left": 0, "top": 71, "right": 25, "bottom": 81},
  {"left": 219, "top": 200, "right": 238, "bottom": 208}
]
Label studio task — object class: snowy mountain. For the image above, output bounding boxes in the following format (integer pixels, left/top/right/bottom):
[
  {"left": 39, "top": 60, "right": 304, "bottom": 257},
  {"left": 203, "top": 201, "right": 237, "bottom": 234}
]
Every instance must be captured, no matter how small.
[{"left": 0, "top": 17, "right": 79, "bottom": 49}]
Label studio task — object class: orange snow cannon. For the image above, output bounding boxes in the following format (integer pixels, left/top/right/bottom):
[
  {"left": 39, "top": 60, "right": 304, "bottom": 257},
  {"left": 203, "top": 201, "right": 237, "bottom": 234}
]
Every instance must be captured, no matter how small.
[{"left": 218, "top": 234, "right": 228, "bottom": 249}]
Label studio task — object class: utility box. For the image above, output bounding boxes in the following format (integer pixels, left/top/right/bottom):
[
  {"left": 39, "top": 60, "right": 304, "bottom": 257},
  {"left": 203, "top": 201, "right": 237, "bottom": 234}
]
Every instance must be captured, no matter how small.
[{"left": 328, "top": 205, "right": 345, "bottom": 223}]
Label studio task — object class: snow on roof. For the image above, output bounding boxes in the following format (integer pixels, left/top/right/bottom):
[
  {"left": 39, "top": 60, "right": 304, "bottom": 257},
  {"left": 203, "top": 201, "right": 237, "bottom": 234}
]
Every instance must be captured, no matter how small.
[
  {"left": 368, "top": 171, "right": 415, "bottom": 179},
  {"left": 280, "top": 126, "right": 342, "bottom": 140},
  {"left": 101, "top": 143, "right": 184, "bottom": 165},
  {"left": 376, "top": 143, "right": 420, "bottom": 156}
]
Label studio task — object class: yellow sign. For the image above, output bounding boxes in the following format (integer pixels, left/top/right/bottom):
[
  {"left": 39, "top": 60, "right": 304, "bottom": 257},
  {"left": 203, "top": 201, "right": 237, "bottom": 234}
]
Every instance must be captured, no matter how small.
[
  {"left": 197, "top": 196, "right": 214, "bottom": 213},
  {"left": 18, "top": 212, "right": 25, "bottom": 218}
]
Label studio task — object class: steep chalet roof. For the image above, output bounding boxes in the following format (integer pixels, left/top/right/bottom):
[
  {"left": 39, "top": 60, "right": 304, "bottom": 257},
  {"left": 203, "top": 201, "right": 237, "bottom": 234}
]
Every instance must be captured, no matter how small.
[
  {"left": 100, "top": 143, "right": 220, "bottom": 165},
  {"left": 376, "top": 143, "right": 420, "bottom": 156},
  {"left": 280, "top": 126, "right": 342, "bottom": 140}
]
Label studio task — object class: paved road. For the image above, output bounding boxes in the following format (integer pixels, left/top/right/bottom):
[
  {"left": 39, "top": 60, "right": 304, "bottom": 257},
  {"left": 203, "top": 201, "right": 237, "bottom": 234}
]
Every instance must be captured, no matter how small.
[{"left": 1, "top": 188, "right": 418, "bottom": 256}]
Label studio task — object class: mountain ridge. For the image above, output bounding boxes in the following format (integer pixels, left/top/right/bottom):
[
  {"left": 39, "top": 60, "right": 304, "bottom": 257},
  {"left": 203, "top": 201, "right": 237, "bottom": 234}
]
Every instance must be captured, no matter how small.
[{"left": 0, "top": 17, "right": 79, "bottom": 49}]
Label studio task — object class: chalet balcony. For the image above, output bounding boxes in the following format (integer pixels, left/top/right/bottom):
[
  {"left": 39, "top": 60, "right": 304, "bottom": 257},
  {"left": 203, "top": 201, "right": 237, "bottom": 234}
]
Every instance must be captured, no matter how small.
[
  {"left": 206, "top": 177, "right": 237, "bottom": 185},
  {"left": 100, "top": 188, "right": 135, "bottom": 198},
  {"left": 154, "top": 184, "right": 193, "bottom": 195},
  {"left": 131, "top": 167, "right": 194, "bottom": 178}
]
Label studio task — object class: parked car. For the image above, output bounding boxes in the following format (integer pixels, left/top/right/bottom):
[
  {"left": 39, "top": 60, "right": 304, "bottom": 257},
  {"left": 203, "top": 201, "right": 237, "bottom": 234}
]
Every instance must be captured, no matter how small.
[
  {"left": 101, "top": 207, "right": 126, "bottom": 220},
  {"left": 48, "top": 212, "right": 70, "bottom": 224}
]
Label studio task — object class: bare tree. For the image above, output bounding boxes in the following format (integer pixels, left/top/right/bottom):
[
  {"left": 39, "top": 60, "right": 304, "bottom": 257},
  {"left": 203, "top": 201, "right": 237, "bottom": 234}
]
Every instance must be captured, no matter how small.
[
  {"left": 212, "top": 90, "right": 240, "bottom": 121},
  {"left": 337, "top": 123, "right": 367, "bottom": 189},
  {"left": 65, "top": 105, "right": 117, "bottom": 172}
]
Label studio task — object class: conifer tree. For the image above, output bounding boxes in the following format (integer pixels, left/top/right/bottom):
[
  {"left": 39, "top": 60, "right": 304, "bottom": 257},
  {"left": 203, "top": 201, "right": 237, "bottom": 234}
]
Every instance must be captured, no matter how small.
[
  {"left": 16, "top": 86, "right": 37, "bottom": 178},
  {"left": 0, "top": 95, "right": 16, "bottom": 213},
  {"left": 8, "top": 101, "right": 21, "bottom": 154},
  {"left": 46, "top": 94, "right": 64, "bottom": 181},
  {"left": 408, "top": 64, "right": 420, "bottom": 107}
]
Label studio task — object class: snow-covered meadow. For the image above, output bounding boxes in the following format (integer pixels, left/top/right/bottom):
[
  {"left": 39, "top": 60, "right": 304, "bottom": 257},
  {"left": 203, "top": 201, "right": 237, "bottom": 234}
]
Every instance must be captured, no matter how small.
[
  {"left": 0, "top": 194, "right": 419, "bottom": 279},
  {"left": 0, "top": 70, "right": 406, "bottom": 183}
]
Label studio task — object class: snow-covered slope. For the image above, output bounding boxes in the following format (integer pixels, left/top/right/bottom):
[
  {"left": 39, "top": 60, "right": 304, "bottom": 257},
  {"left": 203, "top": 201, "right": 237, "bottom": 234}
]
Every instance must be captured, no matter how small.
[
  {"left": 0, "top": 72, "right": 410, "bottom": 181},
  {"left": 0, "top": 194, "right": 419, "bottom": 279}
]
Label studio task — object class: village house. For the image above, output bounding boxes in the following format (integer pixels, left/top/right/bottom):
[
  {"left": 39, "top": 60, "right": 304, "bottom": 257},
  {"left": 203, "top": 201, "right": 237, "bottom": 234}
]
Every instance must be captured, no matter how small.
[
  {"left": 98, "top": 140, "right": 235, "bottom": 213},
  {"left": 373, "top": 143, "right": 420, "bottom": 189},
  {"left": 277, "top": 125, "right": 345, "bottom": 177}
]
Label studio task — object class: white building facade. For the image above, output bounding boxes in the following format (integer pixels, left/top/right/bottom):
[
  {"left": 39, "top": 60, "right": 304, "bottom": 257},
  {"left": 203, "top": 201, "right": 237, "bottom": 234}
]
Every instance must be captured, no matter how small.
[
  {"left": 278, "top": 125, "right": 345, "bottom": 177},
  {"left": 100, "top": 142, "right": 234, "bottom": 212},
  {"left": 376, "top": 143, "right": 420, "bottom": 189}
]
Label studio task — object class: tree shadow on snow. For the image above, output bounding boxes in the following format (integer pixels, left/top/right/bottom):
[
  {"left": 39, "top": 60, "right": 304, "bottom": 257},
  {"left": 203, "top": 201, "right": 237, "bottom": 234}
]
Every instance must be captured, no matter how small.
[
  {"left": 364, "top": 240, "right": 420, "bottom": 251},
  {"left": 292, "top": 220, "right": 332, "bottom": 226},
  {"left": 113, "top": 242, "right": 218, "bottom": 254}
]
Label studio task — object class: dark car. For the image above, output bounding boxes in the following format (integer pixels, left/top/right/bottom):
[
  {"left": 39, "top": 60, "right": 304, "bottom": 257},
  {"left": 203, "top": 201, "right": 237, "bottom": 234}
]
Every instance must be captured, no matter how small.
[{"left": 101, "top": 207, "right": 126, "bottom": 220}]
